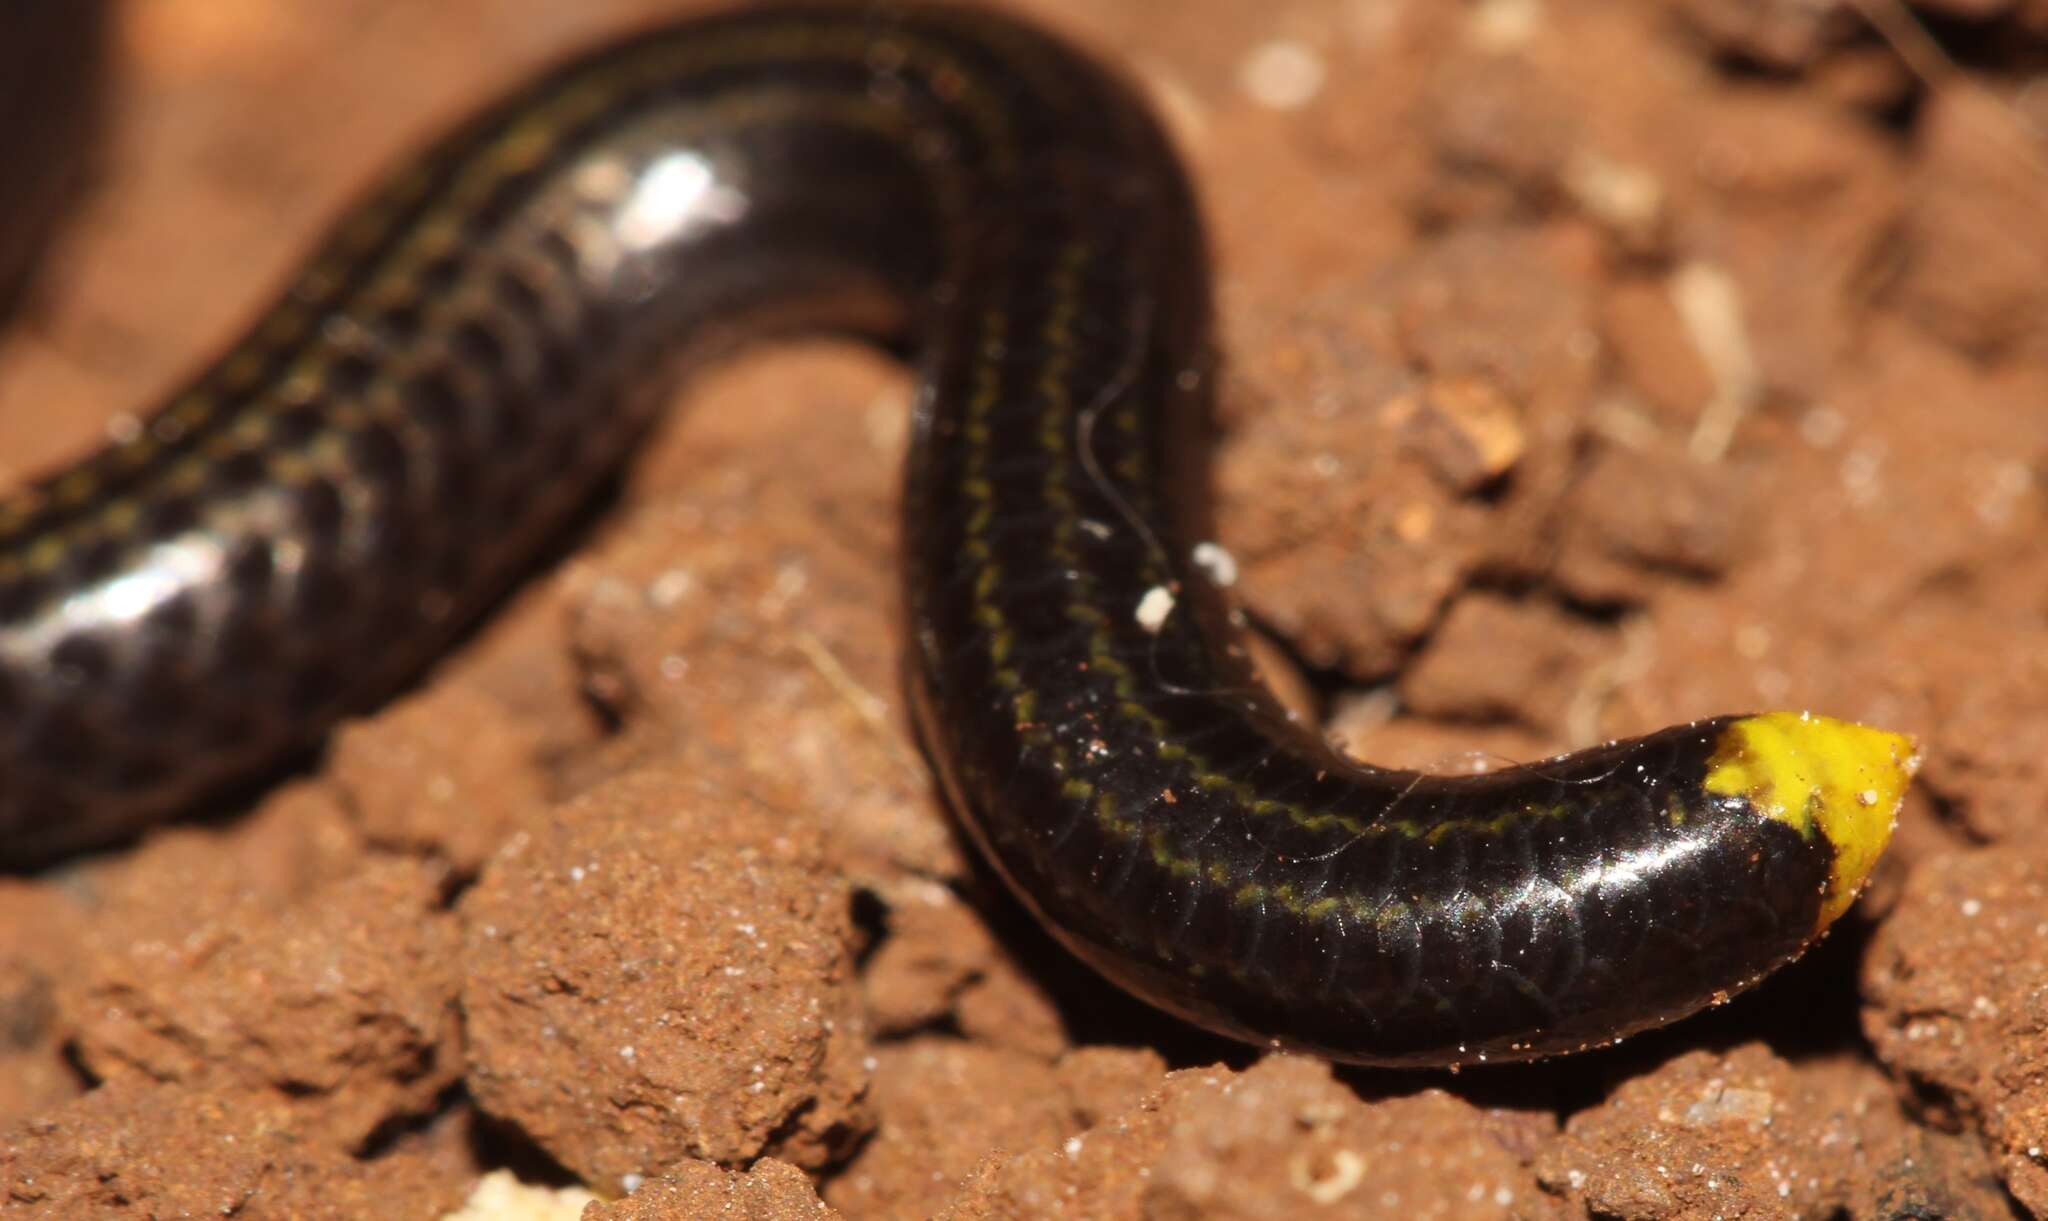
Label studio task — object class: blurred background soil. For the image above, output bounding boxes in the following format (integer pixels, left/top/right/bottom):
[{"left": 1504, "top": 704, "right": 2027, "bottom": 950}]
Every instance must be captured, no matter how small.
[{"left": 0, "top": 0, "right": 2044, "bottom": 1216}]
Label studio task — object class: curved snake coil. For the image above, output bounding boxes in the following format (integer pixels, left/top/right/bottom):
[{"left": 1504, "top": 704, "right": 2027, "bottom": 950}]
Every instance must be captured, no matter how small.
[{"left": 0, "top": 3, "right": 1917, "bottom": 1066}]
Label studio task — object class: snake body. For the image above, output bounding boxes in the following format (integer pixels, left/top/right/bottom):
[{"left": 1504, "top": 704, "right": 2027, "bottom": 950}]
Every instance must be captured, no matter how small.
[{"left": 0, "top": 3, "right": 1915, "bottom": 1065}]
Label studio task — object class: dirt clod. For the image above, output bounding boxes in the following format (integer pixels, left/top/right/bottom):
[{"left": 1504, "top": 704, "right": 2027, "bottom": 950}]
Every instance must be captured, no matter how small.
[
  {"left": 1863, "top": 838, "right": 2048, "bottom": 1210},
  {"left": 459, "top": 765, "right": 870, "bottom": 1189},
  {"left": 63, "top": 856, "right": 462, "bottom": 1152},
  {"left": 941, "top": 1056, "right": 1554, "bottom": 1220},
  {"left": 1534, "top": 1045, "right": 1914, "bottom": 1219},
  {"left": 583, "top": 1157, "right": 835, "bottom": 1220},
  {"left": 329, "top": 685, "right": 552, "bottom": 877},
  {"left": 827, "top": 1039, "right": 1089, "bottom": 1219},
  {"left": 0, "top": 1082, "right": 470, "bottom": 1219},
  {"left": 1892, "top": 90, "right": 2048, "bottom": 362}
]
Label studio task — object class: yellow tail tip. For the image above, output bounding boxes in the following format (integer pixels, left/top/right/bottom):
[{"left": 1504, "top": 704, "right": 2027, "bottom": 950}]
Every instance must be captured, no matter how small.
[{"left": 1704, "top": 711, "right": 1920, "bottom": 930}]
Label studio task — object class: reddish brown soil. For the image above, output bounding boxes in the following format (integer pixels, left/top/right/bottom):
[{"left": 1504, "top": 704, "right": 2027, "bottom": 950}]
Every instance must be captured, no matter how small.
[{"left": 0, "top": 0, "right": 2045, "bottom": 1217}]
